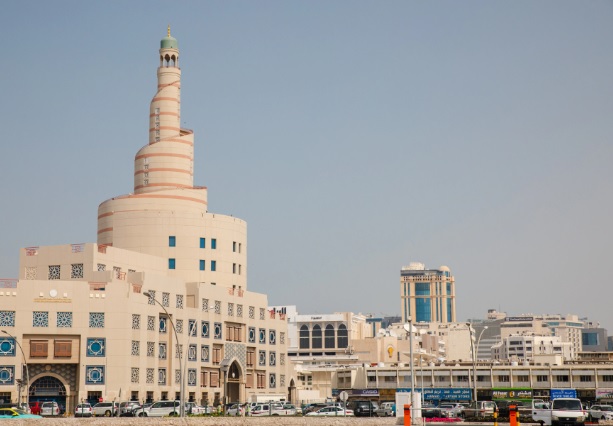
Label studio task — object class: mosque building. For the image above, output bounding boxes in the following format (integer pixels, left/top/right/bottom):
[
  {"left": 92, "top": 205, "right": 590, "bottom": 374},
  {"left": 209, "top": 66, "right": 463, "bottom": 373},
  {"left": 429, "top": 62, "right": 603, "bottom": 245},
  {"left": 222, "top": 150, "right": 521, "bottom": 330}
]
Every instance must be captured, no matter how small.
[{"left": 0, "top": 29, "right": 293, "bottom": 411}]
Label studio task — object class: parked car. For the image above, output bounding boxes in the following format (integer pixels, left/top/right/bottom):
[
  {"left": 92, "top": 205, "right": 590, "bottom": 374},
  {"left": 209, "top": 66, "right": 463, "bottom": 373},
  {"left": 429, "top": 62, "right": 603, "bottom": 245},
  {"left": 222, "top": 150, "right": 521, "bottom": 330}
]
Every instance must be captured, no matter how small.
[
  {"left": 347, "top": 400, "right": 379, "bottom": 417},
  {"left": 185, "top": 402, "right": 209, "bottom": 415},
  {"left": 375, "top": 401, "right": 396, "bottom": 417},
  {"left": 303, "top": 403, "right": 328, "bottom": 414},
  {"left": 92, "top": 401, "right": 118, "bottom": 417},
  {"left": 123, "top": 403, "right": 151, "bottom": 417},
  {"left": 119, "top": 401, "right": 140, "bottom": 416},
  {"left": 133, "top": 400, "right": 180, "bottom": 417},
  {"left": 40, "top": 401, "right": 61, "bottom": 416},
  {"left": 0, "top": 407, "right": 42, "bottom": 419},
  {"left": 588, "top": 404, "right": 613, "bottom": 421},
  {"left": 75, "top": 403, "right": 93, "bottom": 417},
  {"left": 249, "top": 403, "right": 293, "bottom": 416},
  {"left": 422, "top": 403, "right": 443, "bottom": 418},
  {"left": 439, "top": 403, "right": 464, "bottom": 418},
  {"left": 306, "top": 406, "right": 354, "bottom": 416},
  {"left": 225, "top": 403, "right": 242, "bottom": 416},
  {"left": 463, "top": 400, "right": 497, "bottom": 419}
]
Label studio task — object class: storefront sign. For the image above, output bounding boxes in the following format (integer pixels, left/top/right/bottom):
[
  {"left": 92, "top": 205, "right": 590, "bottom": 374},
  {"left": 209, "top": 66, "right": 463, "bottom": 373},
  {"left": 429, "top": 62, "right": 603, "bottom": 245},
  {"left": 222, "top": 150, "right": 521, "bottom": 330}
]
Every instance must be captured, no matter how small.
[
  {"left": 492, "top": 389, "right": 533, "bottom": 399},
  {"left": 551, "top": 389, "right": 577, "bottom": 399},
  {"left": 396, "top": 388, "right": 471, "bottom": 400},
  {"left": 351, "top": 389, "right": 379, "bottom": 396},
  {"left": 596, "top": 389, "right": 613, "bottom": 399}
]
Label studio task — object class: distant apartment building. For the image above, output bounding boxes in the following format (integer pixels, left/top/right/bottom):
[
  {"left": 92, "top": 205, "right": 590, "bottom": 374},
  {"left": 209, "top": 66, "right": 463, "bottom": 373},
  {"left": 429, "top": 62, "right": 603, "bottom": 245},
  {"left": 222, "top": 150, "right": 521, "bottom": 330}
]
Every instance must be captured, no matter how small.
[
  {"left": 491, "top": 334, "right": 572, "bottom": 361},
  {"left": 501, "top": 314, "right": 583, "bottom": 359},
  {"left": 400, "top": 263, "right": 456, "bottom": 324},
  {"left": 581, "top": 322, "right": 609, "bottom": 352}
]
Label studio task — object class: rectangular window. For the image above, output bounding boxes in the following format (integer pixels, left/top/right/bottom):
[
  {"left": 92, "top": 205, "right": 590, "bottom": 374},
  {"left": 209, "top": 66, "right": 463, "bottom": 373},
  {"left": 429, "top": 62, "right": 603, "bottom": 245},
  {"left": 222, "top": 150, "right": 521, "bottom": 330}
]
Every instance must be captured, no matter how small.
[
  {"left": 54, "top": 340, "right": 72, "bottom": 358},
  {"left": 233, "top": 263, "right": 236, "bottom": 274},
  {"left": 169, "top": 236, "right": 176, "bottom": 247},
  {"left": 210, "top": 372, "right": 219, "bottom": 387},
  {"left": 555, "top": 375, "right": 569, "bottom": 382},
  {"left": 536, "top": 375, "right": 548, "bottom": 382},
  {"left": 199, "top": 260, "right": 205, "bottom": 271},
  {"left": 239, "top": 243, "right": 241, "bottom": 253},
  {"left": 211, "top": 239, "right": 217, "bottom": 249},
  {"left": 169, "top": 258, "right": 176, "bottom": 269},
  {"left": 212, "top": 346, "right": 222, "bottom": 365},
  {"left": 247, "top": 349, "right": 255, "bottom": 367},
  {"left": 30, "top": 340, "right": 48, "bottom": 358},
  {"left": 239, "top": 265, "right": 242, "bottom": 275},
  {"left": 233, "top": 242, "right": 236, "bottom": 252},
  {"left": 211, "top": 261, "right": 216, "bottom": 272},
  {"left": 200, "top": 238, "right": 205, "bottom": 249}
]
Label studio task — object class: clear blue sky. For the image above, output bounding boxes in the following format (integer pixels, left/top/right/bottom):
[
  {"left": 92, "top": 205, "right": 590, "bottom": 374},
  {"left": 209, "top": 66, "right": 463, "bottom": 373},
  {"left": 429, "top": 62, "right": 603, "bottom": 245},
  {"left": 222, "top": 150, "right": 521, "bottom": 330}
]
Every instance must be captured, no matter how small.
[{"left": 1, "top": 1, "right": 612, "bottom": 330}]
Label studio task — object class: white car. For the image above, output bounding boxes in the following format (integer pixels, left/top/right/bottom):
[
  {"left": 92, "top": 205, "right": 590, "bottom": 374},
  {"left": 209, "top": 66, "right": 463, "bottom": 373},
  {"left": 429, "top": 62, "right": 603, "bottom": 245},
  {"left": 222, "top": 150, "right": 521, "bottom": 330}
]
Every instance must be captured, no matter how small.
[
  {"left": 185, "top": 402, "right": 209, "bottom": 415},
  {"left": 589, "top": 405, "right": 613, "bottom": 421},
  {"left": 40, "top": 401, "right": 60, "bottom": 416},
  {"left": 306, "top": 406, "right": 354, "bottom": 416},
  {"left": 75, "top": 403, "right": 93, "bottom": 417},
  {"left": 133, "top": 400, "right": 180, "bottom": 417},
  {"left": 375, "top": 402, "right": 395, "bottom": 417},
  {"left": 439, "top": 403, "right": 464, "bottom": 418}
]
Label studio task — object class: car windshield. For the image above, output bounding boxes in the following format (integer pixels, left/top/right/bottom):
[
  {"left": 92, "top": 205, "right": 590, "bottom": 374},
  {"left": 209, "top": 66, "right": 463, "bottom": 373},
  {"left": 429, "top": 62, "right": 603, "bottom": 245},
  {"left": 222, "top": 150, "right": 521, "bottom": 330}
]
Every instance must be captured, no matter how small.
[{"left": 553, "top": 400, "right": 582, "bottom": 410}]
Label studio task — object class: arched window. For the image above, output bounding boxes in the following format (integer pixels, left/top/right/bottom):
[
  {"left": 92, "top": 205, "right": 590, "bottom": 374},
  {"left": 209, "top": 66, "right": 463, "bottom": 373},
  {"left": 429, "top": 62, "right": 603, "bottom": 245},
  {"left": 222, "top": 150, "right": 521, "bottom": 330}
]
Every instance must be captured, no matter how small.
[
  {"left": 312, "top": 325, "right": 322, "bottom": 349},
  {"left": 337, "top": 324, "right": 348, "bottom": 349},
  {"left": 325, "top": 324, "right": 335, "bottom": 348},
  {"left": 299, "top": 325, "right": 309, "bottom": 349}
]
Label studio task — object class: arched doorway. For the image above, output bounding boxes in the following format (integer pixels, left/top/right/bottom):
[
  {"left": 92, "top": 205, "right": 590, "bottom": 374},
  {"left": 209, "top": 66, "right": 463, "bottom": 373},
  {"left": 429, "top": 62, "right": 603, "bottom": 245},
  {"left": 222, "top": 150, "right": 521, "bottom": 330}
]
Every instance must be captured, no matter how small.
[
  {"left": 226, "top": 361, "right": 241, "bottom": 403},
  {"left": 29, "top": 376, "right": 67, "bottom": 413},
  {"left": 288, "top": 378, "right": 296, "bottom": 404}
]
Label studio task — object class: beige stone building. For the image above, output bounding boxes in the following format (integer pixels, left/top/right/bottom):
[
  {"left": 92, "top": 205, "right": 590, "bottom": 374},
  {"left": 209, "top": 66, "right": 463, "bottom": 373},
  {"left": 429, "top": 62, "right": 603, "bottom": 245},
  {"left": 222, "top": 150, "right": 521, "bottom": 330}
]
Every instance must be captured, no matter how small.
[{"left": 0, "top": 29, "right": 293, "bottom": 412}]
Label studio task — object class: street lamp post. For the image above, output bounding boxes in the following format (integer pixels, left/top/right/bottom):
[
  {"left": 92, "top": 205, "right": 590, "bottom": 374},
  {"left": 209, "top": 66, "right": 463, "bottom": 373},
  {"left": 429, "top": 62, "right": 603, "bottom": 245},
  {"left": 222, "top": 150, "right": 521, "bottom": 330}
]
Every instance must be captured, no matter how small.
[
  {"left": 469, "top": 324, "right": 488, "bottom": 403},
  {"left": 220, "top": 363, "right": 229, "bottom": 416},
  {"left": 405, "top": 317, "right": 415, "bottom": 424},
  {"left": 2, "top": 330, "right": 29, "bottom": 410},
  {"left": 182, "top": 320, "right": 198, "bottom": 413},
  {"left": 143, "top": 292, "right": 185, "bottom": 417}
]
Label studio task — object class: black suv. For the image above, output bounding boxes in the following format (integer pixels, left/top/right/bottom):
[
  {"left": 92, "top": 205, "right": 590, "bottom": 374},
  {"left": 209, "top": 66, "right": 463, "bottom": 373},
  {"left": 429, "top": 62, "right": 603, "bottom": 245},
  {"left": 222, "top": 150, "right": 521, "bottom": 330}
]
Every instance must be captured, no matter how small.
[{"left": 348, "top": 400, "right": 379, "bottom": 417}]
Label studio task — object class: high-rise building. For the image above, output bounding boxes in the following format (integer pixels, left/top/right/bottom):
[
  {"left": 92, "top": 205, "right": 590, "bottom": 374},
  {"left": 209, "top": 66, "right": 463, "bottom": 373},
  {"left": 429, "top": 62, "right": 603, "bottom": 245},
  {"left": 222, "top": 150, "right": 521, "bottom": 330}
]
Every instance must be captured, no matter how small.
[
  {"left": 400, "top": 262, "right": 456, "bottom": 324},
  {"left": 0, "top": 29, "right": 292, "bottom": 412}
]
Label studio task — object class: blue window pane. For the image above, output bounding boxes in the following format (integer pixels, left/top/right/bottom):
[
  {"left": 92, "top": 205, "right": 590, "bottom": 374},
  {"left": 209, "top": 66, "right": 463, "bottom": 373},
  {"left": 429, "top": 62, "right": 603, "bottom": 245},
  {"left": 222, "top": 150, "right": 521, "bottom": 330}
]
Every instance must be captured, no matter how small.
[
  {"left": 169, "top": 236, "right": 176, "bottom": 247},
  {"left": 211, "top": 239, "right": 217, "bottom": 249},
  {"left": 169, "top": 259, "right": 176, "bottom": 270},
  {"left": 211, "top": 260, "right": 216, "bottom": 271},
  {"left": 199, "top": 260, "right": 205, "bottom": 271},
  {"left": 200, "top": 238, "right": 205, "bottom": 249}
]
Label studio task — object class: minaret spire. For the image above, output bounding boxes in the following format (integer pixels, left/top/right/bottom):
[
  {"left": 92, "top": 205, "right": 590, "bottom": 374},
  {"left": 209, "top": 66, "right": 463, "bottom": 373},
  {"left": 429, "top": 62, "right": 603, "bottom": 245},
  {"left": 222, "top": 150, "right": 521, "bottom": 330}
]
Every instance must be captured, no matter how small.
[{"left": 167, "top": 25, "right": 171, "bottom": 37}]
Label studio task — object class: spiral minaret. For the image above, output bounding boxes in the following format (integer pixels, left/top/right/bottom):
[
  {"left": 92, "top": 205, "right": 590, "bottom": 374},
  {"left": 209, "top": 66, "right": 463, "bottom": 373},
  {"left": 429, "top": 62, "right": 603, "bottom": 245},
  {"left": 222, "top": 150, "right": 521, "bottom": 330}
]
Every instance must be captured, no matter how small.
[{"left": 97, "top": 29, "right": 246, "bottom": 287}]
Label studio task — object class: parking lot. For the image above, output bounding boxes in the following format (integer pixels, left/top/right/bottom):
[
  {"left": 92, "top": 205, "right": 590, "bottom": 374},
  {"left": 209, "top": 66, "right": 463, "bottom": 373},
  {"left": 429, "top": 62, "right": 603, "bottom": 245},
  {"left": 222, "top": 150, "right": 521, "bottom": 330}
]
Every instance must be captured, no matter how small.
[{"left": 2, "top": 416, "right": 398, "bottom": 425}]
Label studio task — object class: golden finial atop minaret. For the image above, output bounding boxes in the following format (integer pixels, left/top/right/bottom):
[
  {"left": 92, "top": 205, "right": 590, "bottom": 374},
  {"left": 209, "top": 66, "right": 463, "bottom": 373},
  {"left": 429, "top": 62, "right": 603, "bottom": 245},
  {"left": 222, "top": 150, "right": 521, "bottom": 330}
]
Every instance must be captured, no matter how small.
[{"left": 167, "top": 25, "right": 171, "bottom": 37}]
